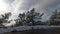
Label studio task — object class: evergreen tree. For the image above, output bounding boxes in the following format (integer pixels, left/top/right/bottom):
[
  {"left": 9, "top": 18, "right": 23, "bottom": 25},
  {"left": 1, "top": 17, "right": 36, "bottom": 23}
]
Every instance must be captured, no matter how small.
[{"left": 50, "top": 10, "right": 60, "bottom": 25}]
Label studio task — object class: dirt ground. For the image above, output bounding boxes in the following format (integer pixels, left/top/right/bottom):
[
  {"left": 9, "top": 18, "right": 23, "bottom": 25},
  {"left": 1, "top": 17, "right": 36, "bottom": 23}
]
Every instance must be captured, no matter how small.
[{"left": 2, "top": 28, "right": 60, "bottom": 34}]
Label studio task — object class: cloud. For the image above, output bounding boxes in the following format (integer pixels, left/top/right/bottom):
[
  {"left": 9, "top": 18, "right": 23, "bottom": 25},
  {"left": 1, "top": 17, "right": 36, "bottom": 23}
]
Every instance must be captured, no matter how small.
[
  {"left": 4, "top": 0, "right": 14, "bottom": 4},
  {"left": 9, "top": 0, "right": 60, "bottom": 21},
  {"left": 1, "top": 0, "right": 60, "bottom": 21},
  {"left": 1, "top": 0, "right": 60, "bottom": 26}
]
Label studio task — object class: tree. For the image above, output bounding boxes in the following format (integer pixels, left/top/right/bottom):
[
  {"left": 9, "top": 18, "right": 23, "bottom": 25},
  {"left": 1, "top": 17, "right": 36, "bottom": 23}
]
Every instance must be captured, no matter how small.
[
  {"left": 0, "top": 12, "right": 11, "bottom": 26},
  {"left": 26, "top": 8, "right": 35, "bottom": 25},
  {"left": 16, "top": 8, "right": 44, "bottom": 26},
  {"left": 1, "top": 12, "right": 11, "bottom": 19},
  {"left": 26, "top": 8, "right": 44, "bottom": 25},
  {"left": 50, "top": 10, "right": 60, "bottom": 25}
]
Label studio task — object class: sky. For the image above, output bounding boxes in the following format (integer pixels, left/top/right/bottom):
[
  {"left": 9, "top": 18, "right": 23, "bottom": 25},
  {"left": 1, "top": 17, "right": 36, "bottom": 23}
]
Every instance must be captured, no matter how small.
[{"left": 0, "top": 0, "right": 60, "bottom": 21}]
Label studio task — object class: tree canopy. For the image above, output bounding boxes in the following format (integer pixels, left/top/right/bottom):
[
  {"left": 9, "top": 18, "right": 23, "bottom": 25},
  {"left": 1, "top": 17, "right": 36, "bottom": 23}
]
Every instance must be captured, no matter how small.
[
  {"left": 15, "top": 8, "right": 44, "bottom": 26},
  {"left": 49, "top": 10, "right": 60, "bottom": 25}
]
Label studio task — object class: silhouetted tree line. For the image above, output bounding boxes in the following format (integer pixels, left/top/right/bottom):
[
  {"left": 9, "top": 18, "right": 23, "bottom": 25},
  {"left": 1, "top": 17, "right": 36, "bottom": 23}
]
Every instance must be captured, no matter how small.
[{"left": 0, "top": 8, "right": 60, "bottom": 27}]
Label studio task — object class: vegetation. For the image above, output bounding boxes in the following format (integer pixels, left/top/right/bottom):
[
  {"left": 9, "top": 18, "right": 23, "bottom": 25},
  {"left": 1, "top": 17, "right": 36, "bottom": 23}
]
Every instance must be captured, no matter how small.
[
  {"left": 0, "top": 8, "right": 60, "bottom": 27},
  {"left": 15, "top": 8, "right": 44, "bottom": 26},
  {"left": 0, "top": 12, "right": 11, "bottom": 27},
  {"left": 49, "top": 10, "right": 60, "bottom": 25}
]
